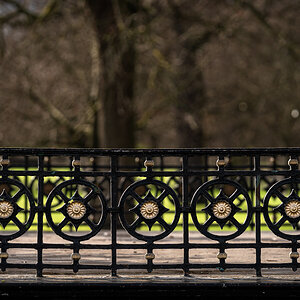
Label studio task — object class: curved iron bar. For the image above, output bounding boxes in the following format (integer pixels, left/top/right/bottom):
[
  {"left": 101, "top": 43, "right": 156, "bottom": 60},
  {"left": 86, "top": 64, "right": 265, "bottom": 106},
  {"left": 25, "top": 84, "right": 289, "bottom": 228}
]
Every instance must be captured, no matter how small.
[{"left": 0, "top": 148, "right": 299, "bottom": 276}]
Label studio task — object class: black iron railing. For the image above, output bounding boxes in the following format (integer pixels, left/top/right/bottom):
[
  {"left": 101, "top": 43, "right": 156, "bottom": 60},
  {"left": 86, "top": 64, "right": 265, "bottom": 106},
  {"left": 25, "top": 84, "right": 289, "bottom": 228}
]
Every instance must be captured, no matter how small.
[{"left": 1, "top": 148, "right": 300, "bottom": 276}]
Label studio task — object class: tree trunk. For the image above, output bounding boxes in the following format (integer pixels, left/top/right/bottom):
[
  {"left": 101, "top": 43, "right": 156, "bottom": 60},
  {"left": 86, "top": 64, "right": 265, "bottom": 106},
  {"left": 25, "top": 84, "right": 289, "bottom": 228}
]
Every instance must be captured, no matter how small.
[
  {"left": 174, "top": 55, "right": 206, "bottom": 148},
  {"left": 169, "top": 5, "right": 207, "bottom": 149},
  {"left": 86, "top": 0, "right": 137, "bottom": 148}
]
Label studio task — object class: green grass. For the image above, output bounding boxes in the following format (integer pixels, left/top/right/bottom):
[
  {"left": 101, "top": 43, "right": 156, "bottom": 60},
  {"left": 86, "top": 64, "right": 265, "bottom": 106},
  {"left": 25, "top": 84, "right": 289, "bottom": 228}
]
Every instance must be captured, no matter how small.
[{"left": 0, "top": 171, "right": 297, "bottom": 235}]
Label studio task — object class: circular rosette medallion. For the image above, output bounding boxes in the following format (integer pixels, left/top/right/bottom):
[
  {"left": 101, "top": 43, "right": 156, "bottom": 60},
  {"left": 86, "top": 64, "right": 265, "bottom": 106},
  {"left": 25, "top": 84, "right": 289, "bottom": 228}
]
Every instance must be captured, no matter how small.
[
  {"left": 119, "top": 179, "right": 180, "bottom": 242},
  {"left": 46, "top": 179, "right": 107, "bottom": 241},
  {"left": 191, "top": 179, "right": 253, "bottom": 241},
  {"left": 263, "top": 178, "right": 300, "bottom": 240},
  {"left": 0, "top": 178, "right": 35, "bottom": 240}
]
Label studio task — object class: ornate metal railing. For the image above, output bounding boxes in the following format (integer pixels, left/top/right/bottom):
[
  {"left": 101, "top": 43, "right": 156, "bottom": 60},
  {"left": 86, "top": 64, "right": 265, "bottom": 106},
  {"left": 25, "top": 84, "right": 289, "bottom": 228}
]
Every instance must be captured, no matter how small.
[{"left": 1, "top": 148, "right": 300, "bottom": 277}]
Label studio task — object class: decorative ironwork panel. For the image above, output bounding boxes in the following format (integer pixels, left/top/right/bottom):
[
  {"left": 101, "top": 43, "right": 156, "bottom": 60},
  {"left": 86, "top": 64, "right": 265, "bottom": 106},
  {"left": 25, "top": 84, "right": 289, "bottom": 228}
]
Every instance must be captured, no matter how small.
[
  {"left": 0, "top": 148, "right": 300, "bottom": 277},
  {"left": 264, "top": 177, "right": 300, "bottom": 241},
  {"left": 119, "top": 178, "right": 181, "bottom": 242},
  {"left": 191, "top": 178, "right": 253, "bottom": 241},
  {"left": 0, "top": 178, "right": 35, "bottom": 240},
  {"left": 45, "top": 179, "right": 107, "bottom": 242}
]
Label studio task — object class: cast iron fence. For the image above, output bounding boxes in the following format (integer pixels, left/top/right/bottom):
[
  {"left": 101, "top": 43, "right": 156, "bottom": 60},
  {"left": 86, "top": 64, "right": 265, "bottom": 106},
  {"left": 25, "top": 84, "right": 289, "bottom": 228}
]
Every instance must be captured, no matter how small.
[{"left": 0, "top": 148, "right": 300, "bottom": 276}]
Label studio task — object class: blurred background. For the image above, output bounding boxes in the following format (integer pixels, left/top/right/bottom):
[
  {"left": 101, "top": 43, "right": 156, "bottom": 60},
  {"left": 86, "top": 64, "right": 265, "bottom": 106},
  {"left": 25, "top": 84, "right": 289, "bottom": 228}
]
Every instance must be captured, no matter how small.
[{"left": 0, "top": 0, "right": 300, "bottom": 149}]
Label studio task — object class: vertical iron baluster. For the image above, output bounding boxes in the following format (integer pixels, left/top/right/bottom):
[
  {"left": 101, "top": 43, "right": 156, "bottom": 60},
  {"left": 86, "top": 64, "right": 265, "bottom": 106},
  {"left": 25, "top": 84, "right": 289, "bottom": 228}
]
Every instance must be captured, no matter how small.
[
  {"left": 255, "top": 155, "right": 262, "bottom": 277},
  {"left": 24, "top": 155, "right": 29, "bottom": 226},
  {"left": 182, "top": 155, "right": 189, "bottom": 276},
  {"left": 37, "top": 155, "right": 44, "bottom": 277},
  {"left": 111, "top": 155, "right": 118, "bottom": 276}
]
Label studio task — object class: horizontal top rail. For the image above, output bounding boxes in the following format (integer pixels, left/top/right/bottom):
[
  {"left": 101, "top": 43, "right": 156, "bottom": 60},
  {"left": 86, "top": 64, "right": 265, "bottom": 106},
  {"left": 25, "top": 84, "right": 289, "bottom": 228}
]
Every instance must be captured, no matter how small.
[{"left": 1, "top": 147, "right": 300, "bottom": 156}]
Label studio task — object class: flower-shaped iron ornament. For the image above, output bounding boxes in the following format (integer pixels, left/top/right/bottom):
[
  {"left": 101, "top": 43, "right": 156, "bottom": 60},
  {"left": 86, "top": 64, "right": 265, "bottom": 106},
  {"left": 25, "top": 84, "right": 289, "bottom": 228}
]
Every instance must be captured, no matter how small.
[
  {"left": 0, "top": 178, "right": 35, "bottom": 241},
  {"left": 0, "top": 190, "right": 23, "bottom": 228},
  {"left": 273, "top": 189, "right": 300, "bottom": 229},
  {"left": 67, "top": 201, "right": 87, "bottom": 220},
  {"left": 285, "top": 199, "right": 300, "bottom": 219},
  {"left": 212, "top": 200, "right": 232, "bottom": 219},
  {"left": 57, "top": 190, "right": 95, "bottom": 230},
  {"left": 263, "top": 178, "right": 300, "bottom": 240},
  {"left": 191, "top": 179, "right": 252, "bottom": 241},
  {"left": 46, "top": 179, "right": 107, "bottom": 242},
  {"left": 119, "top": 179, "right": 180, "bottom": 242},
  {"left": 140, "top": 200, "right": 159, "bottom": 220},
  {"left": 202, "top": 189, "right": 241, "bottom": 229},
  {"left": 130, "top": 190, "right": 169, "bottom": 230},
  {"left": 0, "top": 199, "right": 14, "bottom": 219}
]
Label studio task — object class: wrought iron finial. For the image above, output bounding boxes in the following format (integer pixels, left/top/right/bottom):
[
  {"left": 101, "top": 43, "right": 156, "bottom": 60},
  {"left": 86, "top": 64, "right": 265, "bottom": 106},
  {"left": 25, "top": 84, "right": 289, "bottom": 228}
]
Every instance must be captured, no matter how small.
[{"left": 144, "top": 160, "right": 155, "bottom": 168}]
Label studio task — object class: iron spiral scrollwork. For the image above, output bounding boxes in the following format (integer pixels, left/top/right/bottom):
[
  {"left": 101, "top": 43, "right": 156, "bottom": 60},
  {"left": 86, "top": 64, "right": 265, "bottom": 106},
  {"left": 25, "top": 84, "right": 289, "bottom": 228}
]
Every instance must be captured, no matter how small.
[
  {"left": 119, "top": 179, "right": 181, "bottom": 242},
  {"left": 0, "top": 178, "right": 35, "bottom": 240},
  {"left": 263, "top": 178, "right": 300, "bottom": 240},
  {"left": 191, "top": 178, "right": 253, "bottom": 241},
  {"left": 46, "top": 179, "right": 107, "bottom": 241}
]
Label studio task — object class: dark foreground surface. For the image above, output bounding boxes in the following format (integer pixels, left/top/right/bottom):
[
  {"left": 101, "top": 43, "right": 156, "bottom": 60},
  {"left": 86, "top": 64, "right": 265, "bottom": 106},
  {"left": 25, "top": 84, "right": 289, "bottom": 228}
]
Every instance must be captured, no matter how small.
[{"left": 1, "top": 273, "right": 300, "bottom": 299}]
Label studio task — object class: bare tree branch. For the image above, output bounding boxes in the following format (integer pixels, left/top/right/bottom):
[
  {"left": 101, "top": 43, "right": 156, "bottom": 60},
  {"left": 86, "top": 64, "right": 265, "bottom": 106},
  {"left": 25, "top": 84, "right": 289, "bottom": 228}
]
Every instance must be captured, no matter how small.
[
  {"left": 2, "top": 0, "right": 38, "bottom": 19},
  {"left": 1, "top": 0, "right": 59, "bottom": 25},
  {"left": 0, "top": 10, "right": 19, "bottom": 24},
  {"left": 236, "top": 0, "right": 299, "bottom": 60},
  {"left": 28, "top": 88, "right": 87, "bottom": 141}
]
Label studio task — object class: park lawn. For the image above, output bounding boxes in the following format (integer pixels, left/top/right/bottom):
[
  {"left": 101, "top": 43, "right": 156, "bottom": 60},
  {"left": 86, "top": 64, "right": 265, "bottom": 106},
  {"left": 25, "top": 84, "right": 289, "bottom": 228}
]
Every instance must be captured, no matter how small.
[{"left": 0, "top": 171, "right": 295, "bottom": 234}]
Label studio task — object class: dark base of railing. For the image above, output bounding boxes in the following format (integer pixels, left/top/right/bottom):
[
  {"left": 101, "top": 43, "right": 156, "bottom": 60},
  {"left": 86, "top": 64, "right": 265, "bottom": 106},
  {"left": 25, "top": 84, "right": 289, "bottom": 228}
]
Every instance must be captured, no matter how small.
[
  {"left": 1, "top": 279, "right": 300, "bottom": 299},
  {"left": 2, "top": 148, "right": 300, "bottom": 286}
]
